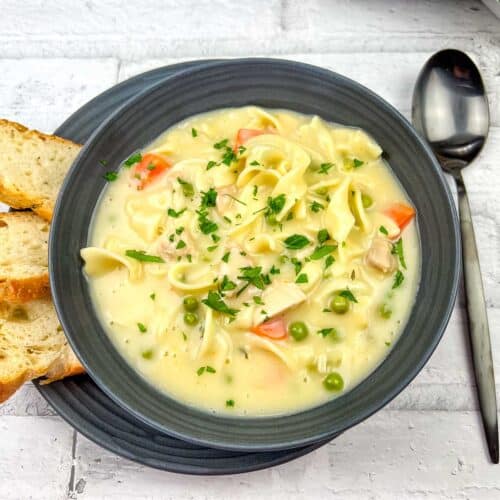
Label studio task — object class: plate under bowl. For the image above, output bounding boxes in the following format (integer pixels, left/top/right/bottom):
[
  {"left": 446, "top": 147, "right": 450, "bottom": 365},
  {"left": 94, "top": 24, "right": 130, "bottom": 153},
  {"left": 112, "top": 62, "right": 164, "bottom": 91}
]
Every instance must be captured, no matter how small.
[{"left": 49, "top": 58, "right": 460, "bottom": 452}]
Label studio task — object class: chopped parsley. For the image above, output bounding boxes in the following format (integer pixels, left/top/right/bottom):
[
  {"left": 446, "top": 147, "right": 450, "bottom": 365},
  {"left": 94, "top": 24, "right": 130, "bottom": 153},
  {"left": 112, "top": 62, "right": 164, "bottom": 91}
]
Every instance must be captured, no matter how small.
[
  {"left": 392, "top": 238, "right": 406, "bottom": 269},
  {"left": 317, "top": 327, "right": 339, "bottom": 339},
  {"left": 191, "top": 128, "right": 198, "bottom": 137},
  {"left": 226, "top": 399, "right": 235, "bottom": 407},
  {"left": 296, "top": 273, "right": 308, "bottom": 284},
  {"left": 324, "top": 255, "right": 335, "bottom": 269},
  {"left": 176, "top": 240, "right": 187, "bottom": 249},
  {"left": 125, "top": 250, "right": 165, "bottom": 263},
  {"left": 379, "top": 225, "right": 389, "bottom": 235},
  {"left": 267, "top": 194, "right": 286, "bottom": 215},
  {"left": 353, "top": 158, "right": 364, "bottom": 168},
  {"left": 379, "top": 303, "right": 392, "bottom": 319},
  {"left": 310, "top": 201, "right": 324, "bottom": 213},
  {"left": 392, "top": 270, "right": 405, "bottom": 289},
  {"left": 310, "top": 245, "right": 336, "bottom": 260},
  {"left": 291, "top": 257, "right": 302, "bottom": 275},
  {"left": 201, "top": 188, "right": 217, "bottom": 208},
  {"left": 284, "top": 234, "right": 310, "bottom": 250},
  {"left": 124, "top": 152, "right": 142, "bottom": 167},
  {"left": 177, "top": 177, "right": 194, "bottom": 197},
  {"left": 221, "top": 148, "right": 237, "bottom": 165},
  {"left": 214, "top": 139, "right": 229, "bottom": 149},
  {"left": 146, "top": 163, "right": 156, "bottom": 171},
  {"left": 99, "top": 159, "right": 108, "bottom": 166},
  {"left": 168, "top": 207, "right": 187, "bottom": 218},
  {"left": 176, "top": 226, "right": 185, "bottom": 235},
  {"left": 137, "top": 322, "right": 147, "bottom": 333},
  {"left": 207, "top": 245, "right": 218, "bottom": 252},
  {"left": 339, "top": 289, "right": 358, "bottom": 303},
  {"left": 202, "top": 291, "right": 238, "bottom": 316},
  {"left": 252, "top": 185, "right": 258, "bottom": 197},
  {"left": 206, "top": 160, "right": 218, "bottom": 170},
  {"left": 318, "top": 162, "right": 334, "bottom": 174},
  {"left": 219, "top": 275, "right": 237, "bottom": 293},
  {"left": 211, "top": 234, "right": 221, "bottom": 243},
  {"left": 250, "top": 160, "right": 260, "bottom": 166},
  {"left": 197, "top": 207, "right": 218, "bottom": 234},
  {"left": 237, "top": 266, "right": 270, "bottom": 295},
  {"left": 222, "top": 251, "right": 231, "bottom": 263},
  {"left": 150, "top": 293, "right": 156, "bottom": 300},
  {"left": 317, "top": 229, "right": 330, "bottom": 244},
  {"left": 269, "top": 264, "right": 280, "bottom": 275},
  {"left": 253, "top": 296, "right": 264, "bottom": 305},
  {"left": 103, "top": 171, "right": 118, "bottom": 181}
]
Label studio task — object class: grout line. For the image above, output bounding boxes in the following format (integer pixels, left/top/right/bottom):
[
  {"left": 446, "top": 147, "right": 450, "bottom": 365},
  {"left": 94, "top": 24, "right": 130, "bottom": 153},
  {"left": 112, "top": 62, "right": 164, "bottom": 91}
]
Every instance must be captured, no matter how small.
[{"left": 67, "top": 430, "right": 78, "bottom": 499}]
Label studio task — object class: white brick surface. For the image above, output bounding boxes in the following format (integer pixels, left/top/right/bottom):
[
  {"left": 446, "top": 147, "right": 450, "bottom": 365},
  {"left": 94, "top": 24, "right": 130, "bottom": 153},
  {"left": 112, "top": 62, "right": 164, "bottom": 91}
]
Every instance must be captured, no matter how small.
[{"left": 0, "top": 0, "right": 499, "bottom": 498}]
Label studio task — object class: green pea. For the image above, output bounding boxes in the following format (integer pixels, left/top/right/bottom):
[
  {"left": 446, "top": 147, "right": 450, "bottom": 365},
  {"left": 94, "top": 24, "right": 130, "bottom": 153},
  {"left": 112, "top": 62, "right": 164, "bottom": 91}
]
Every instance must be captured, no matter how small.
[
  {"left": 183, "top": 296, "right": 199, "bottom": 312},
  {"left": 184, "top": 312, "right": 199, "bottom": 326},
  {"left": 361, "top": 193, "right": 373, "bottom": 208},
  {"left": 288, "top": 321, "right": 309, "bottom": 341},
  {"left": 331, "top": 294, "right": 349, "bottom": 314},
  {"left": 323, "top": 372, "right": 344, "bottom": 392}
]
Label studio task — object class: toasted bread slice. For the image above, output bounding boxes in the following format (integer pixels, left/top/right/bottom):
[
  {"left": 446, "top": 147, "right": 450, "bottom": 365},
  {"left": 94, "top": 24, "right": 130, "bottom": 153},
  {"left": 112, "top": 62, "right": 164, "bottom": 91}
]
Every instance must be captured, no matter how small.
[
  {"left": 0, "top": 299, "right": 84, "bottom": 403},
  {"left": 0, "top": 119, "right": 81, "bottom": 221},
  {"left": 0, "top": 212, "right": 50, "bottom": 303}
]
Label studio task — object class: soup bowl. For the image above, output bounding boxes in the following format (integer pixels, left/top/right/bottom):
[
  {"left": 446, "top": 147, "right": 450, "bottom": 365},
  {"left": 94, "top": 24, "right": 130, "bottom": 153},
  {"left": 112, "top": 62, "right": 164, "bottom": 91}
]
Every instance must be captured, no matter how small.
[{"left": 50, "top": 59, "right": 460, "bottom": 451}]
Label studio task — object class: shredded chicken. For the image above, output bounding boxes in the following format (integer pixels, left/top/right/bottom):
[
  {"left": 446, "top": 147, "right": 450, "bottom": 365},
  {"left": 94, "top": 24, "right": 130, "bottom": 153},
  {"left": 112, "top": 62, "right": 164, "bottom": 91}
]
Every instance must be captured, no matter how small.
[
  {"left": 216, "top": 185, "right": 238, "bottom": 215},
  {"left": 254, "top": 281, "right": 306, "bottom": 325},
  {"left": 365, "top": 237, "right": 397, "bottom": 273}
]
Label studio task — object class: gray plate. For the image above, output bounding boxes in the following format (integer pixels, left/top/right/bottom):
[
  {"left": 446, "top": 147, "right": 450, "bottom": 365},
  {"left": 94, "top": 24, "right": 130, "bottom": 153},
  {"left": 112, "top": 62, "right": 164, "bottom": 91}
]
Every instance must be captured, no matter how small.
[
  {"left": 49, "top": 58, "right": 460, "bottom": 452},
  {"left": 37, "top": 60, "right": 330, "bottom": 474}
]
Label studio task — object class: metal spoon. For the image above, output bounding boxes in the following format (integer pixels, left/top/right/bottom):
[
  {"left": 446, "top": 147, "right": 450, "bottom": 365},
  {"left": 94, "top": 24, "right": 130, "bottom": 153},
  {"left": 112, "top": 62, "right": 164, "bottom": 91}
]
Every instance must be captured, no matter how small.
[{"left": 412, "top": 49, "right": 498, "bottom": 463}]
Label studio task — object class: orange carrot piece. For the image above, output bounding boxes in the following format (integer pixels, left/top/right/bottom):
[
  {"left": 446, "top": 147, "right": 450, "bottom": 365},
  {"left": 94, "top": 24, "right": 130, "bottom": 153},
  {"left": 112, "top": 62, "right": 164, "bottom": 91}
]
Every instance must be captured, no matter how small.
[
  {"left": 384, "top": 203, "right": 416, "bottom": 230},
  {"left": 250, "top": 317, "right": 287, "bottom": 340},
  {"left": 134, "top": 153, "right": 171, "bottom": 189}
]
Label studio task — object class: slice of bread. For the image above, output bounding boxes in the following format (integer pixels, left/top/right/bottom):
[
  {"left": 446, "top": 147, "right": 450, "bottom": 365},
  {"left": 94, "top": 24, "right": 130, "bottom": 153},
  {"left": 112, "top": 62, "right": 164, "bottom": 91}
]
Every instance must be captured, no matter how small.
[
  {"left": 0, "top": 298, "right": 84, "bottom": 403},
  {"left": 0, "top": 212, "right": 50, "bottom": 303},
  {"left": 0, "top": 119, "right": 81, "bottom": 221}
]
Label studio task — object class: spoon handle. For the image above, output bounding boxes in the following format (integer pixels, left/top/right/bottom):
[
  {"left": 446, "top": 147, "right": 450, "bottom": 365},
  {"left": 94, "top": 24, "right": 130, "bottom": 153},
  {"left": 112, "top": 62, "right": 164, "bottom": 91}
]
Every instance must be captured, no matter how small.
[{"left": 456, "top": 174, "right": 498, "bottom": 463}]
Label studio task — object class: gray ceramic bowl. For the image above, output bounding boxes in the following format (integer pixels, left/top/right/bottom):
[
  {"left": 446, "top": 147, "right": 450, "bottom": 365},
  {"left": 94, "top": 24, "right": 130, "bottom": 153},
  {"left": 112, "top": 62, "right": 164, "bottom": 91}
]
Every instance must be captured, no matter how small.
[{"left": 50, "top": 59, "right": 460, "bottom": 452}]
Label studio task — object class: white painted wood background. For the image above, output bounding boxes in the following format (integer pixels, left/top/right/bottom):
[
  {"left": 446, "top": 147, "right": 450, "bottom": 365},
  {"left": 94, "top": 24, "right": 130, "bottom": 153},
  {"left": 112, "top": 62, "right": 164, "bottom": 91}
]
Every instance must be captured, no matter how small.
[{"left": 0, "top": 1, "right": 499, "bottom": 498}]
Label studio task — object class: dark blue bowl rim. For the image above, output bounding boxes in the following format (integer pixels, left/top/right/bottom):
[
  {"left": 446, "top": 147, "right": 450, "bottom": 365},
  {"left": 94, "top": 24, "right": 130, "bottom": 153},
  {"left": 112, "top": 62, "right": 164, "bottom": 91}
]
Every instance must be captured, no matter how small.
[{"left": 49, "top": 57, "right": 461, "bottom": 452}]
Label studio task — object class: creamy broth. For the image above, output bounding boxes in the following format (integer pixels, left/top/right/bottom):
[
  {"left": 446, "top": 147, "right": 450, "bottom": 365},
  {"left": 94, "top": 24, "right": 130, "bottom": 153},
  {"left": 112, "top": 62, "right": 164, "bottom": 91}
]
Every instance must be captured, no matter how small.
[{"left": 82, "top": 106, "right": 419, "bottom": 416}]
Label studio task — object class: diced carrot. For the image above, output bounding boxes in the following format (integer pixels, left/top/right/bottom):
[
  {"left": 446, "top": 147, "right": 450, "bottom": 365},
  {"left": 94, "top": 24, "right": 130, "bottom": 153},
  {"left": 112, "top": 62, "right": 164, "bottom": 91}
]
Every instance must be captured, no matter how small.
[
  {"left": 250, "top": 317, "right": 287, "bottom": 340},
  {"left": 384, "top": 203, "right": 416, "bottom": 231},
  {"left": 133, "top": 153, "right": 171, "bottom": 189},
  {"left": 233, "top": 128, "right": 269, "bottom": 152}
]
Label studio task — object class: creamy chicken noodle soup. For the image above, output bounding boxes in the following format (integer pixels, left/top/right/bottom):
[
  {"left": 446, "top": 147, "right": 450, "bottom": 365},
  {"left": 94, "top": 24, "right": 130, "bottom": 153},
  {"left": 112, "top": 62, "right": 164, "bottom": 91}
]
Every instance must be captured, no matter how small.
[{"left": 82, "top": 106, "right": 419, "bottom": 415}]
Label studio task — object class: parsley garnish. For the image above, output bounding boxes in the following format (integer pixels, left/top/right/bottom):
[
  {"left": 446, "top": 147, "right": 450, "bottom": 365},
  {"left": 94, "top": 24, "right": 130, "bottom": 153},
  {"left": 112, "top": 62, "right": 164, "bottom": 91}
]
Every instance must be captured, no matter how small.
[
  {"left": 142, "top": 349, "right": 153, "bottom": 359},
  {"left": 176, "top": 226, "right": 184, "bottom": 235},
  {"left": 137, "top": 322, "right": 147, "bottom": 333},
  {"left": 177, "top": 177, "right": 194, "bottom": 197},
  {"left": 392, "top": 238, "right": 407, "bottom": 269},
  {"left": 150, "top": 293, "right": 156, "bottom": 300},
  {"left": 291, "top": 257, "right": 302, "bottom": 275},
  {"left": 197, "top": 207, "right": 218, "bottom": 234},
  {"left": 201, "top": 188, "right": 217, "bottom": 208},
  {"left": 253, "top": 296, "right": 264, "bottom": 305},
  {"left": 310, "top": 245, "right": 337, "bottom": 260},
  {"left": 226, "top": 399, "right": 235, "bottom": 407},
  {"left": 168, "top": 207, "right": 187, "bottom": 218},
  {"left": 379, "top": 225, "right": 389, "bottom": 235},
  {"left": 222, "top": 251, "right": 230, "bottom": 263},
  {"left": 124, "top": 152, "right": 142, "bottom": 167},
  {"left": 317, "top": 327, "right": 338, "bottom": 338},
  {"left": 324, "top": 255, "right": 335, "bottom": 269},
  {"left": 214, "top": 139, "right": 229, "bottom": 149},
  {"left": 191, "top": 128, "right": 198, "bottom": 137},
  {"left": 146, "top": 163, "right": 156, "bottom": 171},
  {"left": 339, "top": 289, "right": 358, "bottom": 303},
  {"left": 318, "top": 162, "right": 334, "bottom": 174},
  {"left": 221, "top": 148, "right": 237, "bottom": 165},
  {"left": 317, "top": 229, "right": 330, "bottom": 244},
  {"left": 392, "top": 270, "right": 405, "bottom": 289},
  {"left": 296, "top": 273, "right": 308, "bottom": 284},
  {"left": 207, "top": 245, "right": 218, "bottom": 252},
  {"left": 176, "top": 240, "right": 186, "bottom": 249},
  {"left": 219, "top": 275, "right": 237, "bottom": 293},
  {"left": 250, "top": 160, "right": 260, "bottom": 166},
  {"left": 269, "top": 264, "right": 280, "bottom": 275},
  {"left": 211, "top": 234, "right": 221, "bottom": 243},
  {"left": 252, "top": 185, "right": 258, "bottom": 197},
  {"left": 202, "top": 291, "right": 239, "bottom": 316},
  {"left": 237, "top": 266, "right": 269, "bottom": 295},
  {"left": 104, "top": 172, "right": 118, "bottom": 181},
  {"left": 99, "top": 159, "right": 108, "bottom": 166},
  {"left": 284, "top": 234, "right": 310, "bottom": 250},
  {"left": 353, "top": 158, "right": 364, "bottom": 168},
  {"left": 206, "top": 160, "right": 218, "bottom": 170},
  {"left": 125, "top": 250, "right": 164, "bottom": 263},
  {"left": 267, "top": 194, "right": 286, "bottom": 215},
  {"left": 310, "top": 201, "right": 324, "bottom": 213}
]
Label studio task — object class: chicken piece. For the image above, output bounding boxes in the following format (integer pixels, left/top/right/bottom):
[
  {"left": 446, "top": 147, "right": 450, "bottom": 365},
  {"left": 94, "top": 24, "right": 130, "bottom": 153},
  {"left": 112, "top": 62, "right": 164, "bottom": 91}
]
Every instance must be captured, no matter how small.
[
  {"left": 365, "top": 237, "right": 397, "bottom": 273},
  {"left": 216, "top": 185, "right": 238, "bottom": 215},
  {"left": 253, "top": 281, "right": 306, "bottom": 325}
]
